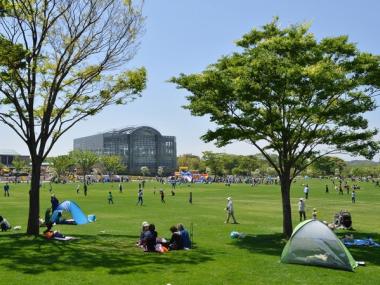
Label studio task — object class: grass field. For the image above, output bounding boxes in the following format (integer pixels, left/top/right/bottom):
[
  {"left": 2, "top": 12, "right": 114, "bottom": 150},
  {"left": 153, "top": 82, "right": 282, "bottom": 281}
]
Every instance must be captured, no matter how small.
[{"left": 1, "top": 178, "right": 380, "bottom": 285}]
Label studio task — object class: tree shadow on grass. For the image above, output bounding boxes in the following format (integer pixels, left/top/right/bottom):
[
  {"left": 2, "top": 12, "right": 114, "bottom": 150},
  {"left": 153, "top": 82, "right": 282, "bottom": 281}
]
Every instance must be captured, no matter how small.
[
  {"left": 231, "top": 233, "right": 286, "bottom": 257},
  {"left": 0, "top": 233, "right": 214, "bottom": 275}
]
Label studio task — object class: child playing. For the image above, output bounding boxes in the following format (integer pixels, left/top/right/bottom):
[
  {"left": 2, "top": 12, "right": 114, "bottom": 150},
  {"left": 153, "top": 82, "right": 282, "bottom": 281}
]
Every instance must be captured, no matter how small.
[
  {"left": 312, "top": 208, "right": 318, "bottom": 220},
  {"left": 108, "top": 191, "right": 114, "bottom": 204}
]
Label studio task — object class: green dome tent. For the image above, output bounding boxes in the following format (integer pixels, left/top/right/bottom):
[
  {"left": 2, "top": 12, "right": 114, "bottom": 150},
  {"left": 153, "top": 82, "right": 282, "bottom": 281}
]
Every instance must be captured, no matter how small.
[{"left": 281, "top": 219, "right": 357, "bottom": 271}]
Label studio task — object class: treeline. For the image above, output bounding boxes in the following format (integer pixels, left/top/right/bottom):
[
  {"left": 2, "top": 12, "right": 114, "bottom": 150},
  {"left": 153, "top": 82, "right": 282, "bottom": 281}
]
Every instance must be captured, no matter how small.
[
  {"left": 48, "top": 150, "right": 125, "bottom": 183},
  {"left": 178, "top": 152, "right": 380, "bottom": 178},
  {"left": 307, "top": 156, "right": 380, "bottom": 178},
  {"left": 178, "top": 151, "right": 276, "bottom": 177}
]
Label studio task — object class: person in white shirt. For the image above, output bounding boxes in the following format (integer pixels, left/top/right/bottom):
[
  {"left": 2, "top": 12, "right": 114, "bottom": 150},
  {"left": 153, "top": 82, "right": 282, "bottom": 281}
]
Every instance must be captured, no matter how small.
[
  {"left": 136, "top": 189, "right": 143, "bottom": 206},
  {"left": 352, "top": 190, "right": 356, "bottom": 203},
  {"left": 303, "top": 184, "right": 309, "bottom": 199},
  {"left": 298, "top": 198, "right": 306, "bottom": 221},
  {"left": 225, "top": 197, "right": 238, "bottom": 224}
]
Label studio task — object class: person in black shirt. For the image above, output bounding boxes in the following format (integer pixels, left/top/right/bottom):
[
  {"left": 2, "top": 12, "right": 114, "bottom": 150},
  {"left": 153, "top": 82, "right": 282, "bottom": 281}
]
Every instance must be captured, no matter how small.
[{"left": 169, "top": 226, "right": 183, "bottom": 250}]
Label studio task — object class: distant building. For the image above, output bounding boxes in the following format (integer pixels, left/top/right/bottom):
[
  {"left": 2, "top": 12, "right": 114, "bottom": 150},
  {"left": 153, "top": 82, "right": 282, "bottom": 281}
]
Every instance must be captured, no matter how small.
[
  {"left": 0, "top": 149, "right": 29, "bottom": 167},
  {"left": 73, "top": 126, "right": 177, "bottom": 175}
]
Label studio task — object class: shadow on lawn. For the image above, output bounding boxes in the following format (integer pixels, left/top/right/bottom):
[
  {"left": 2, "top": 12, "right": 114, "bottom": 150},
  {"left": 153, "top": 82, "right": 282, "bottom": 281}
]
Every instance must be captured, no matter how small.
[
  {"left": 231, "top": 233, "right": 286, "bottom": 257},
  {"left": 0, "top": 233, "right": 214, "bottom": 275}
]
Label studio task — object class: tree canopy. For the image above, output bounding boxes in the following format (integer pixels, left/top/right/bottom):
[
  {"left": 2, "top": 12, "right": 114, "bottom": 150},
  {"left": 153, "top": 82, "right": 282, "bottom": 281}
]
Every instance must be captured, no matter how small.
[
  {"left": 171, "top": 18, "right": 380, "bottom": 237},
  {"left": 311, "top": 156, "right": 346, "bottom": 176},
  {"left": 101, "top": 155, "right": 125, "bottom": 176},
  {"left": 71, "top": 150, "right": 98, "bottom": 182},
  {"left": 140, "top": 166, "right": 150, "bottom": 177},
  {"left": 0, "top": 0, "right": 146, "bottom": 234},
  {"left": 11, "top": 155, "right": 27, "bottom": 174},
  {"left": 50, "top": 155, "right": 74, "bottom": 182}
]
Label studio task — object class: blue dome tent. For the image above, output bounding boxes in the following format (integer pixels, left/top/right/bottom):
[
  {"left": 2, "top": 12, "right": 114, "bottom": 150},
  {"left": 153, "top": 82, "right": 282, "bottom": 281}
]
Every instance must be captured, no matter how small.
[{"left": 51, "top": 201, "right": 95, "bottom": 225}]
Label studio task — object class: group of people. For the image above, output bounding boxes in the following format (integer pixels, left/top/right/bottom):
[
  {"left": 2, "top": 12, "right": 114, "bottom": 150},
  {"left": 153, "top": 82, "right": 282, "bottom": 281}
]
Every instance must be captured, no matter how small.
[
  {"left": 137, "top": 221, "right": 191, "bottom": 252},
  {"left": 135, "top": 187, "right": 193, "bottom": 206},
  {"left": 298, "top": 180, "right": 359, "bottom": 222}
]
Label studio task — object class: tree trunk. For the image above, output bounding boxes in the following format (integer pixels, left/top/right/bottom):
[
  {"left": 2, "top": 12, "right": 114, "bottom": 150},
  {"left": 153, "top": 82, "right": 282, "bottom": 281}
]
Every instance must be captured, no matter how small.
[
  {"left": 27, "top": 159, "right": 42, "bottom": 235},
  {"left": 280, "top": 175, "right": 293, "bottom": 238}
]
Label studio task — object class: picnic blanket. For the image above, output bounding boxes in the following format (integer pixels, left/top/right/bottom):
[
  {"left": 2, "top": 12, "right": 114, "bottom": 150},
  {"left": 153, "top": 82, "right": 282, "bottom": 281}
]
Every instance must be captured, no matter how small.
[
  {"left": 342, "top": 238, "right": 380, "bottom": 247},
  {"left": 53, "top": 236, "right": 78, "bottom": 241}
]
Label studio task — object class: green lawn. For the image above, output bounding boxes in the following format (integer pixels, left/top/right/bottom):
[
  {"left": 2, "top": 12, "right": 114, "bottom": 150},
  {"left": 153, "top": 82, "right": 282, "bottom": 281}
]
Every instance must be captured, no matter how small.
[{"left": 1, "top": 179, "right": 380, "bottom": 285}]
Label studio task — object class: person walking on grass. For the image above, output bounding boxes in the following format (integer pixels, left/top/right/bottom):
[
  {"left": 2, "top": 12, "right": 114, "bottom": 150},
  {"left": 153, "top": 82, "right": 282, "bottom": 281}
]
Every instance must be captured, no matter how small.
[
  {"left": 108, "top": 191, "right": 114, "bottom": 204},
  {"left": 325, "top": 184, "right": 329, "bottom": 194},
  {"left": 352, "top": 190, "right": 356, "bottom": 203},
  {"left": 339, "top": 185, "right": 344, "bottom": 195},
  {"left": 3, "top": 183, "right": 9, "bottom": 197},
  {"left": 84, "top": 183, "right": 88, "bottom": 196},
  {"left": 119, "top": 183, "right": 123, "bottom": 193},
  {"left": 159, "top": 189, "right": 165, "bottom": 203},
  {"left": 303, "top": 184, "right": 309, "bottom": 199},
  {"left": 298, "top": 198, "right": 306, "bottom": 221},
  {"left": 189, "top": 191, "right": 193, "bottom": 204},
  {"left": 225, "top": 197, "right": 238, "bottom": 224},
  {"left": 137, "top": 189, "right": 143, "bottom": 206}
]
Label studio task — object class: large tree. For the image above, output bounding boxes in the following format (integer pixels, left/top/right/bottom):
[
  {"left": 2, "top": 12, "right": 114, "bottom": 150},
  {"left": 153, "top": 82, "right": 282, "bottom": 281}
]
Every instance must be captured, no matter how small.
[
  {"left": 201, "top": 151, "right": 225, "bottom": 177},
  {"left": 311, "top": 156, "right": 346, "bottom": 176},
  {"left": 140, "top": 166, "right": 150, "bottom": 177},
  {"left": 11, "top": 155, "right": 27, "bottom": 177},
  {"left": 0, "top": 0, "right": 146, "bottom": 235},
  {"left": 171, "top": 19, "right": 380, "bottom": 237},
  {"left": 50, "top": 154, "right": 74, "bottom": 182},
  {"left": 177, "top": 153, "right": 202, "bottom": 171},
  {"left": 101, "top": 155, "right": 125, "bottom": 177},
  {"left": 71, "top": 150, "right": 98, "bottom": 186}
]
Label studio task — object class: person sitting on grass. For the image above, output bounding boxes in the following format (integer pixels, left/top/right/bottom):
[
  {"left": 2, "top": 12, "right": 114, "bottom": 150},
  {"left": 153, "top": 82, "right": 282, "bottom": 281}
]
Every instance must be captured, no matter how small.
[
  {"left": 137, "top": 221, "right": 150, "bottom": 247},
  {"left": 168, "top": 225, "right": 183, "bottom": 250},
  {"left": 0, "top": 216, "right": 11, "bottom": 232},
  {"left": 42, "top": 208, "right": 52, "bottom": 226},
  {"left": 43, "top": 222, "right": 65, "bottom": 239},
  {"left": 177, "top": 223, "right": 191, "bottom": 249},
  {"left": 141, "top": 224, "right": 158, "bottom": 252}
]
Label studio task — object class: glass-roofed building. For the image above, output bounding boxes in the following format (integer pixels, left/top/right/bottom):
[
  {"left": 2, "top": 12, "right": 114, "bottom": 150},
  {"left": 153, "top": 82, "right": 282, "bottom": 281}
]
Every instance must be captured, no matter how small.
[{"left": 73, "top": 126, "right": 177, "bottom": 175}]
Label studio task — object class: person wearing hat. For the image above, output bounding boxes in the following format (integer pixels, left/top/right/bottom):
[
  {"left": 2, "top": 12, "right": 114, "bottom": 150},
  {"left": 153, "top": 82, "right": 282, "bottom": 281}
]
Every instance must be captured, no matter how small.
[
  {"left": 137, "top": 221, "right": 150, "bottom": 247},
  {"left": 298, "top": 198, "right": 306, "bottom": 221},
  {"left": 225, "top": 197, "right": 238, "bottom": 224}
]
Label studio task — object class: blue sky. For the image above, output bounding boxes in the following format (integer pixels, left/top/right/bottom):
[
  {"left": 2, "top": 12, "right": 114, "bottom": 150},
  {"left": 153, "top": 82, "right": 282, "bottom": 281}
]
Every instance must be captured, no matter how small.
[{"left": 1, "top": 0, "right": 380, "bottom": 159}]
